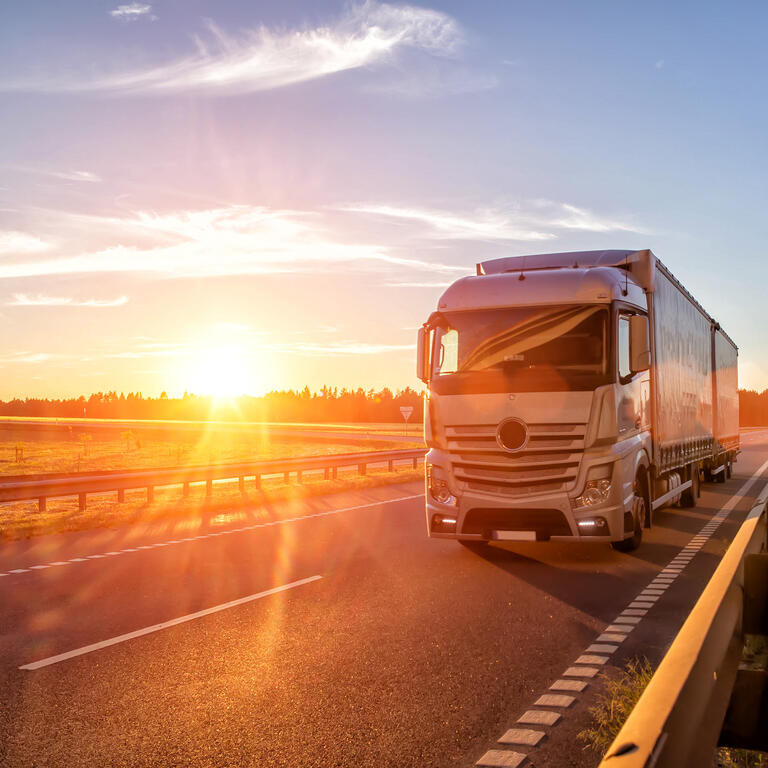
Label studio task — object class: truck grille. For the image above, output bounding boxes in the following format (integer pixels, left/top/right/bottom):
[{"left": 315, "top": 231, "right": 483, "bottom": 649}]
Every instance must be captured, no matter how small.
[{"left": 446, "top": 422, "right": 585, "bottom": 497}]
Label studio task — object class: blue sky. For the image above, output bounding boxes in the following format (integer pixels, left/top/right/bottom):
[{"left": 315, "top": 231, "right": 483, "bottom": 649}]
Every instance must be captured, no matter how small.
[{"left": 1, "top": 1, "right": 766, "bottom": 398}]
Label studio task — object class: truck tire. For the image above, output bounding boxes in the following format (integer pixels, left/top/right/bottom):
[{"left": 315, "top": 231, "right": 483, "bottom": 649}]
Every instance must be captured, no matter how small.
[
  {"left": 726, "top": 457, "right": 733, "bottom": 479},
  {"left": 612, "top": 478, "right": 646, "bottom": 552},
  {"left": 680, "top": 465, "right": 699, "bottom": 508},
  {"left": 715, "top": 463, "right": 726, "bottom": 483}
]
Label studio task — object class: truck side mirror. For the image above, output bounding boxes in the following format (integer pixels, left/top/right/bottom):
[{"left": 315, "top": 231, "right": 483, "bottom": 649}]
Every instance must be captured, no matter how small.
[
  {"left": 629, "top": 315, "right": 651, "bottom": 373},
  {"left": 417, "top": 327, "right": 429, "bottom": 382}
]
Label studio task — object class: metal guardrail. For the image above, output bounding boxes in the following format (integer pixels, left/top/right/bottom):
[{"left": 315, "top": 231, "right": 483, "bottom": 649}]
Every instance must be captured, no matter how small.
[
  {"left": 598, "top": 485, "right": 768, "bottom": 768},
  {"left": 0, "top": 449, "right": 426, "bottom": 512}
]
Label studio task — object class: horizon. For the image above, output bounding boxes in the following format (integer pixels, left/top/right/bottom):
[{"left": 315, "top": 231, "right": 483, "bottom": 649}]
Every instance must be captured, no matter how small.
[{"left": 2, "top": 2, "right": 767, "bottom": 398}]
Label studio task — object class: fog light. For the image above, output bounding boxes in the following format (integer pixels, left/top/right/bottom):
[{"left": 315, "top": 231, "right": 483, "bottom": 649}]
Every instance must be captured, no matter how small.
[
  {"left": 431, "top": 514, "right": 458, "bottom": 533},
  {"left": 577, "top": 517, "right": 609, "bottom": 536}
]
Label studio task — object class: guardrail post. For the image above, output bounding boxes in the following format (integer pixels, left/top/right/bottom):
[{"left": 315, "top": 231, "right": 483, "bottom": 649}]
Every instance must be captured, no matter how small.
[
  {"left": 182, "top": 482, "right": 190, "bottom": 497},
  {"left": 388, "top": 459, "right": 394, "bottom": 471},
  {"left": 206, "top": 478, "right": 213, "bottom": 497},
  {"left": 117, "top": 489, "right": 125, "bottom": 503},
  {"left": 284, "top": 471, "right": 290, "bottom": 483},
  {"left": 412, "top": 457, "right": 418, "bottom": 469},
  {"left": 324, "top": 468, "right": 330, "bottom": 480},
  {"left": 254, "top": 474, "right": 261, "bottom": 489},
  {"left": 38, "top": 497, "right": 46, "bottom": 513},
  {"left": 78, "top": 493, "right": 86, "bottom": 511},
  {"left": 147, "top": 486, "right": 154, "bottom": 502},
  {"left": 297, "top": 470, "right": 303, "bottom": 483},
  {"left": 332, "top": 467, "right": 337, "bottom": 479},
  {"left": 238, "top": 476, "right": 245, "bottom": 493},
  {"left": 358, "top": 463, "right": 366, "bottom": 475}
]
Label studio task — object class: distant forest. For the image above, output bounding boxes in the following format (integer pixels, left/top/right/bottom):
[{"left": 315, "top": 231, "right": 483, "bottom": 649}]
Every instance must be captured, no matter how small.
[
  {"left": 735, "top": 389, "right": 768, "bottom": 427},
  {"left": 2, "top": 387, "right": 768, "bottom": 426},
  {"left": 0, "top": 386, "right": 424, "bottom": 424}
]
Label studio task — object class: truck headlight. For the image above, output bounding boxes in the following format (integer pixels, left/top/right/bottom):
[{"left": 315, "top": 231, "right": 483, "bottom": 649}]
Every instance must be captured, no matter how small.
[
  {"left": 427, "top": 463, "right": 457, "bottom": 506},
  {"left": 575, "top": 464, "right": 613, "bottom": 508}
]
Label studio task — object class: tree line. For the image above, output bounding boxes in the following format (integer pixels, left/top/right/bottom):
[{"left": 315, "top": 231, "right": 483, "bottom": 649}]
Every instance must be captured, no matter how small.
[
  {"left": 2, "top": 387, "right": 767, "bottom": 425},
  {"left": 0, "top": 386, "right": 424, "bottom": 424}
]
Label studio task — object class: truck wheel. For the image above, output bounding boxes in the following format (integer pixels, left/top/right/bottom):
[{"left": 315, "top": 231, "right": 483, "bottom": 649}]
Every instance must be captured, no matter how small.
[
  {"left": 715, "top": 463, "right": 726, "bottom": 483},
  {"left": 612, "top": 482, "right": 646, "bottom": 552},
  {"left": 680, "top": 465, "right": 699, "bottom": 508},
  {"left": 726, "top": 457, "right": 733, "bottom": 479}
]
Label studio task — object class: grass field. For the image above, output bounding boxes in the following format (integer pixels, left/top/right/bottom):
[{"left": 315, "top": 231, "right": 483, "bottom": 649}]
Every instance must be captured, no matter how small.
[
  {"left": 0, "top": 463, "right": 423, "bottom": 540},
  {"left": 0, "top": 426, "right": 425, "bottom": 540},
  {"left": 1, "top": 431, "right": 420, "bottom": 477}
]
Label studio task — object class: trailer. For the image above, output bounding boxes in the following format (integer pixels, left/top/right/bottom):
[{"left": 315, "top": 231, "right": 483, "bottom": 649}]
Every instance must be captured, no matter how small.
[{"left": 417, "top": 249, "right": 739, "bottom": 550}]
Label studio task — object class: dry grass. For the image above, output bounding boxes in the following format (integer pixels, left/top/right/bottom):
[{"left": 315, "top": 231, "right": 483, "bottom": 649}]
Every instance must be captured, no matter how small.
[
  {"left": 0, "top": 465, "right": 423, "bottom": 541},
  {"left": 578, "top": 657, "right": 655, "bottom": 754},
  {"left": 578, "top": 657, "right": 768, "bottom": 767},
  {"left": 1, "top": 432, "right": 419, "bottom": 477}
]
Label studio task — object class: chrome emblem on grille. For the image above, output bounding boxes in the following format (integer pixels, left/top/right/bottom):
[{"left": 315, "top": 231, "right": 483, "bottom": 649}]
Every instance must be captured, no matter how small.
[{"left": 496, "top": 418, "right": 528, "bottom": 452}]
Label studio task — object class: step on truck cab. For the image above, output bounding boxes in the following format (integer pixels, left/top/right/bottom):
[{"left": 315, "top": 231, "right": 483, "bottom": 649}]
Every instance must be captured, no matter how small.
[{"left": 416, "top": 249, "right": 739, "bottom": 551}]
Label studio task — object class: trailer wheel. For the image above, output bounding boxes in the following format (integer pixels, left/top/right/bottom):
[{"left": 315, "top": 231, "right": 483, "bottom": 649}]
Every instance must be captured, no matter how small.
[
  {"left": 612, "top": 479, "right": 646, "bottom": 552},
  {"left": 680, "top": 465, "right": 699, "bottom": 508},
  {"left": 715, "top": 463, "right": 726, "bottom": 484}
]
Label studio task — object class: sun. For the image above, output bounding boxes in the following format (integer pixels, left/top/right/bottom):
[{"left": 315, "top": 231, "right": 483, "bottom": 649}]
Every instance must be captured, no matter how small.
[{"left": 186, "top": 347, "right": 257, "bottom": 398}]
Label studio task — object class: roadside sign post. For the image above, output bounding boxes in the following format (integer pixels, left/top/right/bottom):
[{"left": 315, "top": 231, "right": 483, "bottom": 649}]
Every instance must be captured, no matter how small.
[{"left": 399, "top": 406, "right": 414, "bottom": 436}]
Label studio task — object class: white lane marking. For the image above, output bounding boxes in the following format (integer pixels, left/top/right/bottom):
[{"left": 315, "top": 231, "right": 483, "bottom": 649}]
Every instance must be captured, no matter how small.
[
  {"left": 550, "top": 679, "right": 588, "bottom": 692},
  {"left": 575, "top": 655, "right": 608, "bottom": 665},
  {"left": 563, "top": 666, "right": 599, "bottom": 677},
  {"left": 476, "top": 750, "right": 526, "bottom": 767},
  {"left": 587, "top": 644, "right": 618, "bottom": 653},
  {"left": 499, "top": 729, "right": 545, "bottom": 746},
  {"left": 535, "top": 694, "right": 575, "bottom": 708},
  {"left": 597, "top": 633, "right": 627, "bottom": 643},
  {"left": 19, "top": 575, "right": 322, "bottom": 671},
  {"left": 518, "top": 710, "right": 560, "bottom": 726},
  {"left": 0, "top": 493, "right": 424, "bottom": 578}
]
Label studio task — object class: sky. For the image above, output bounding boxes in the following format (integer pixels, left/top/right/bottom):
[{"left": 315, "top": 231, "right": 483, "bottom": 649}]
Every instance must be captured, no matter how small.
[{"left": 1, "top": 0, "right": 767, "bottom": 399}]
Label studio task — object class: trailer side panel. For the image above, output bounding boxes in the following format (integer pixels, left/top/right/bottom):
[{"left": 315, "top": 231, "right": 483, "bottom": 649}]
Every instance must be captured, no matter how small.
[
  {"left": 713, "top": 328, "right": 739, "bottom": 454},
  {"left": 652, "top": 265, "right": 714, "bottom": 472}
]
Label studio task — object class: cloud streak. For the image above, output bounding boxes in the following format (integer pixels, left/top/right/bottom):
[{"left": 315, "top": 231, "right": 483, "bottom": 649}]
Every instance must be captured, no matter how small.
[
  {"left": 7, "top": 294, "right": 128, "bottom": 307},
  {"left": 340, "top": 199, "right": 646, "bottom": 239},
  {"left": 0, "top": 230, "right": 52, "bottom": 255},
  {"left": 10, "top": 3, "right": 461, "bottom": 94},
  {"left": 0, "top": 205, "right": 467, "bottom": 280},
  {"left": 109, "top": 3, "right": 154, "bottom": 21}
]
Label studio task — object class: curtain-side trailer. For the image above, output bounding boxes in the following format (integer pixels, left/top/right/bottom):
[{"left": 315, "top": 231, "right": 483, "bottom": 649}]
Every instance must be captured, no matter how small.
[{"left": 417, "top": 249, "right": 739, "bottom": 551}]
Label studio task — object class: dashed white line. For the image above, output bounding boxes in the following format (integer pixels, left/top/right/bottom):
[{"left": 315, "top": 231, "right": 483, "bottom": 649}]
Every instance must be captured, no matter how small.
[
  {"left": 19, "top": 574, "right": 322, "bottom": 671},
  {"left": 0, "top": 493, "right": 423, "bottom": 578}
]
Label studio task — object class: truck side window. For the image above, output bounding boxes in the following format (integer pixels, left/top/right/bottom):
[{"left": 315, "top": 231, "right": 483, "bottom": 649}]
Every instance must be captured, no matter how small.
[
  {"left": 436, "top": 329, "right": 458, "bottom": 375},
  {"left": 618, "top": 315, "right": 631, "bottom": 380}
]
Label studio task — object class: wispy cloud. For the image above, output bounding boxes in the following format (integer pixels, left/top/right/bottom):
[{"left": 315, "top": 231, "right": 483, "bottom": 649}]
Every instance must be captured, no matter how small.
[
  {"left": 109, "top": 3, "right": 155, "bottom": 21},
  {"left": 0, "top": 230, "right": 52, "bottom": 255},
  {"left": 0, "top": 205, "right": 466, "bottom": 279},
  {"left": 10, "top": 3, "right": 461, "bottom": 94},
  {"left": 544, "top": 202, "right": 644, "bottom": 233},
  {"left": 270, "top": 341, "right": 413, "bottom": 356},
  {"left": 338, "top": 203, "right": 556, "bottom": 241},
  {"left": 340, "top": 200, "right": 646, "bottom": 240},
  {"left": 7, "top": 294, "right": 128, "bottom": 307},
  {"left": 47, "top": 170, "right": 101, "bottom": 183}
]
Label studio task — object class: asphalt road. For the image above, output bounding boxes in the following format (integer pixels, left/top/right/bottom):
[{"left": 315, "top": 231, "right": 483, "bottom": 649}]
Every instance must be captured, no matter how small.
[{"left": 1, "top": 431, "right": 767, "bottom": 768}]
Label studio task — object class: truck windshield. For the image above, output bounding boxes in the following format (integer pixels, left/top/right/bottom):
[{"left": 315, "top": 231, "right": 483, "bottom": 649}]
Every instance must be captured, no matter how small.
[{"left": 431, "top": 305, "right": 609, "bottom": 394}]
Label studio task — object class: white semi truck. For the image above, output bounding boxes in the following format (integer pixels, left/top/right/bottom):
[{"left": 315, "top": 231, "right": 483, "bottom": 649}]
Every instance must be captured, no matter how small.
[{"left": 416, "top": 249, "right": 739, "bottom": 550}]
